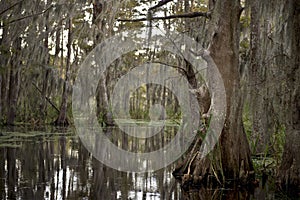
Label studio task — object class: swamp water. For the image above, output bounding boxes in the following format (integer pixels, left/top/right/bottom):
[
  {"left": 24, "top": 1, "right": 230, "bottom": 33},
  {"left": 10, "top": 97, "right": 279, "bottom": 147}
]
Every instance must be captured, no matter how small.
[{"left": 0, "top": 125, "right": 296, "bottom": 199}]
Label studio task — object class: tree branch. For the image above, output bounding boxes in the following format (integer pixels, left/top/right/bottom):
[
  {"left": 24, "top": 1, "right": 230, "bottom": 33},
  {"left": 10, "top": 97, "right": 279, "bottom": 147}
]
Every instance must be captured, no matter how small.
[
  {"left": 149, "top": 0, "right": 173, "bottom": 11},
  {"left": 152, "top": 61, "right": 188, "bottom": 76},
  {"left": 118, "top": 11, "right": 210, "bottom": 22},
  {"left": 3, "top": 5, "right": 53, "bottom": 26},
  {"left": 0, "top": 0, "right": 24, "bottom": 17},
  {"left": 31, "top": 82, "right": 60, "bottom": 113}
]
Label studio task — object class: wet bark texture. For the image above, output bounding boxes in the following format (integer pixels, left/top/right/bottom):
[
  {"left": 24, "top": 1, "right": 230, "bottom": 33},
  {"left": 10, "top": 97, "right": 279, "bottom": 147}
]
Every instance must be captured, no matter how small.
[
  {"left": 278, "top": 0, "right": 300, "bottom": 190},
  {"left": 206, "top": 0, "right": 253, "bottom": 181},
  {"left": 174, "top": 0, "right": 254, "bottom": 188},
  {"left": 249, "top": 0, "right": 271, "bottom": 154}
]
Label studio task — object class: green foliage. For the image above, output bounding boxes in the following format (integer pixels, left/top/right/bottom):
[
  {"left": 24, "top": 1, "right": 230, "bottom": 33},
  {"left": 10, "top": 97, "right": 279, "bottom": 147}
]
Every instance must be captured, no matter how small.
[
  {"left": 129, "top": 108, "right": 149, "bottom": 120},
  {"left": 270, "top": 124, "right": 285, "bottom": 164},
  {"left": 166, "top": 107, "right": 181, "bottom": 120},
  {"left": 243, "top": 102, "right": 286, "bottom": 175},
  {"left": 97, "top": 112, "right": 107, "bottom": 127}
]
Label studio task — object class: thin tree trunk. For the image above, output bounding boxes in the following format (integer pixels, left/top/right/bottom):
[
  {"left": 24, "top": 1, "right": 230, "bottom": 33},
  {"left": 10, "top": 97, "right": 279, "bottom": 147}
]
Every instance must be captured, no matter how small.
[
  {"left": 7, "top": 37, "right": 21, "bottom": 125},
  {"left": 55, "top": 19, "right": 72, "bottom": 125},
  {"left": 135, "top": 87, "right": 139, "bottom": 117},
  {"left": 0, "top": 0, "right": 10, "bottom": 124},
  {"left": 92, "top": 1, "right": 114, "bottom": 125},
  {"left": 41, "top": 10, "right": 50, "bottom": 122},
  {"left": 55, "top": 20, "right": 62, "bottom": 60},
  {"left": 151, "top": 84, "right": 158, "bottom": 105},
  {"left": 0, "top": 75, "right": 2, "bottom": 123},
  {"left": 98, "top": 73, "right": 114, "bottom": 125},
  {"left": 41, "top": 69, "right": 50, "bottom": 121}
]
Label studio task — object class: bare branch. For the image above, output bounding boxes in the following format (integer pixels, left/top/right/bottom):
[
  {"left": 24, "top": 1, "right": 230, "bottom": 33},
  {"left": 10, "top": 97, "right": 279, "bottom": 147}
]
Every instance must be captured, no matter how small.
[
  {"left": 0, "top": 0, "right": 24, "bottom": 17},
  {"left": 149, "top": 0, "right": 173, "bottom": 11},
  {"left": 152, "top": 61, "right": 188, "bottom": 75},
  {"left": 31, "top": 82, "right": 60, "bottom": 113},
  {"left": 4, "top": 5, "right": 53, "bottom": 26},
  {"left": 118, "top": 11, "right": 210, "bottom": 22}
]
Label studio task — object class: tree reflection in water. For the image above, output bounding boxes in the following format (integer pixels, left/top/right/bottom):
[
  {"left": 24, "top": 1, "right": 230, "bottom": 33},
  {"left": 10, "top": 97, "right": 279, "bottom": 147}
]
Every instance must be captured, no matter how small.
[{"left": 0, "top": 126, "right": 282, "bottom": 199}]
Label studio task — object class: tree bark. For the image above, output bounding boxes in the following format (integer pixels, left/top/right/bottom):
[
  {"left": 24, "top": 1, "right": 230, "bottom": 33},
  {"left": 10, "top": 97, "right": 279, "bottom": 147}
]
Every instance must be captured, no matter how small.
[
  {"left": 0, "top": 74, "right": 2, "bottom": 124},
  {"left": 207, "top": 0, "right": 254, "bottom": 182},
  {"left": 40, "top": 6, "right": 51, "bottom": 122},
  {"left": 97, "top": 73, "right": 114, "bottom": 125},
  {"left": 249, "top": 0, "right": 271, "bottom": 154},
  {"left": 0, "top": 16, "right": 6, "bottom": 123},
  {"left": 55, "top": 19, "right": 72, "bottom": 126},
  {"left": 278, "top": 0, "right": 300, "bottom": 190},
  {"left": 7, "top": 37, "right": 22, "bottom": 125},
  {"left": 93, "top": 1, "right": 114, "bottom": 126},
  {"left": 175, "top": 0, "right": 254, "bottom": 187}
]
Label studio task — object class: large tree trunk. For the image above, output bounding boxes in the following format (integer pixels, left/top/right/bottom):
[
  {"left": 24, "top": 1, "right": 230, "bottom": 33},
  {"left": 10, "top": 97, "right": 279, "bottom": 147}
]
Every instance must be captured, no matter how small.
[
  {"left": 249, "top": 0, "right": 271, "bottom": 154},
  {"left": 206, "top": 0, "right": 253, "bottom": 180},
  {"left": 278, "top": 0, "right": 300, "bottom": 191},
  {"left": 175, "top": 0, "right": 254, "bottom": 187}
]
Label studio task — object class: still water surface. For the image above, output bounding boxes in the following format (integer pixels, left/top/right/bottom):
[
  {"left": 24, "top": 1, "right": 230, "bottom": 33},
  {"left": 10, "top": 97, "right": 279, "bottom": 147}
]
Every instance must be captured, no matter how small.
[{"left": 0, "top": 125, "right": 296, "bottom": 199}]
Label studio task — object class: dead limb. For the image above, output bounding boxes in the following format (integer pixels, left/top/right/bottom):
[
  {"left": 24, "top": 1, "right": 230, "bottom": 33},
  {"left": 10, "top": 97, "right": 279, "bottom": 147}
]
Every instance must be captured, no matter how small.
[
  {"left": 31, "top": 82, "right": 60, "bottom": 113},
  {"left": 149, "top": 0, "right": 173, "bottom": 11},
  {"left": 118, "top": 11, "right": 210, "bottom": 22},
  {"left": 4, "top": 5, "right": 53, "bottom": 26},
  {"left": 0, "top": 0, "right": 24, "bottom": 17}
]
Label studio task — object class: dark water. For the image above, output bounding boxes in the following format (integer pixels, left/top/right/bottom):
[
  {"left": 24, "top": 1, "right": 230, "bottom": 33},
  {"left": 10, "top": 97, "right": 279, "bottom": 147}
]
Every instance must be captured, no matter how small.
[{"left": 0, "top": 126, "right": 297, "bottom": 200}]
